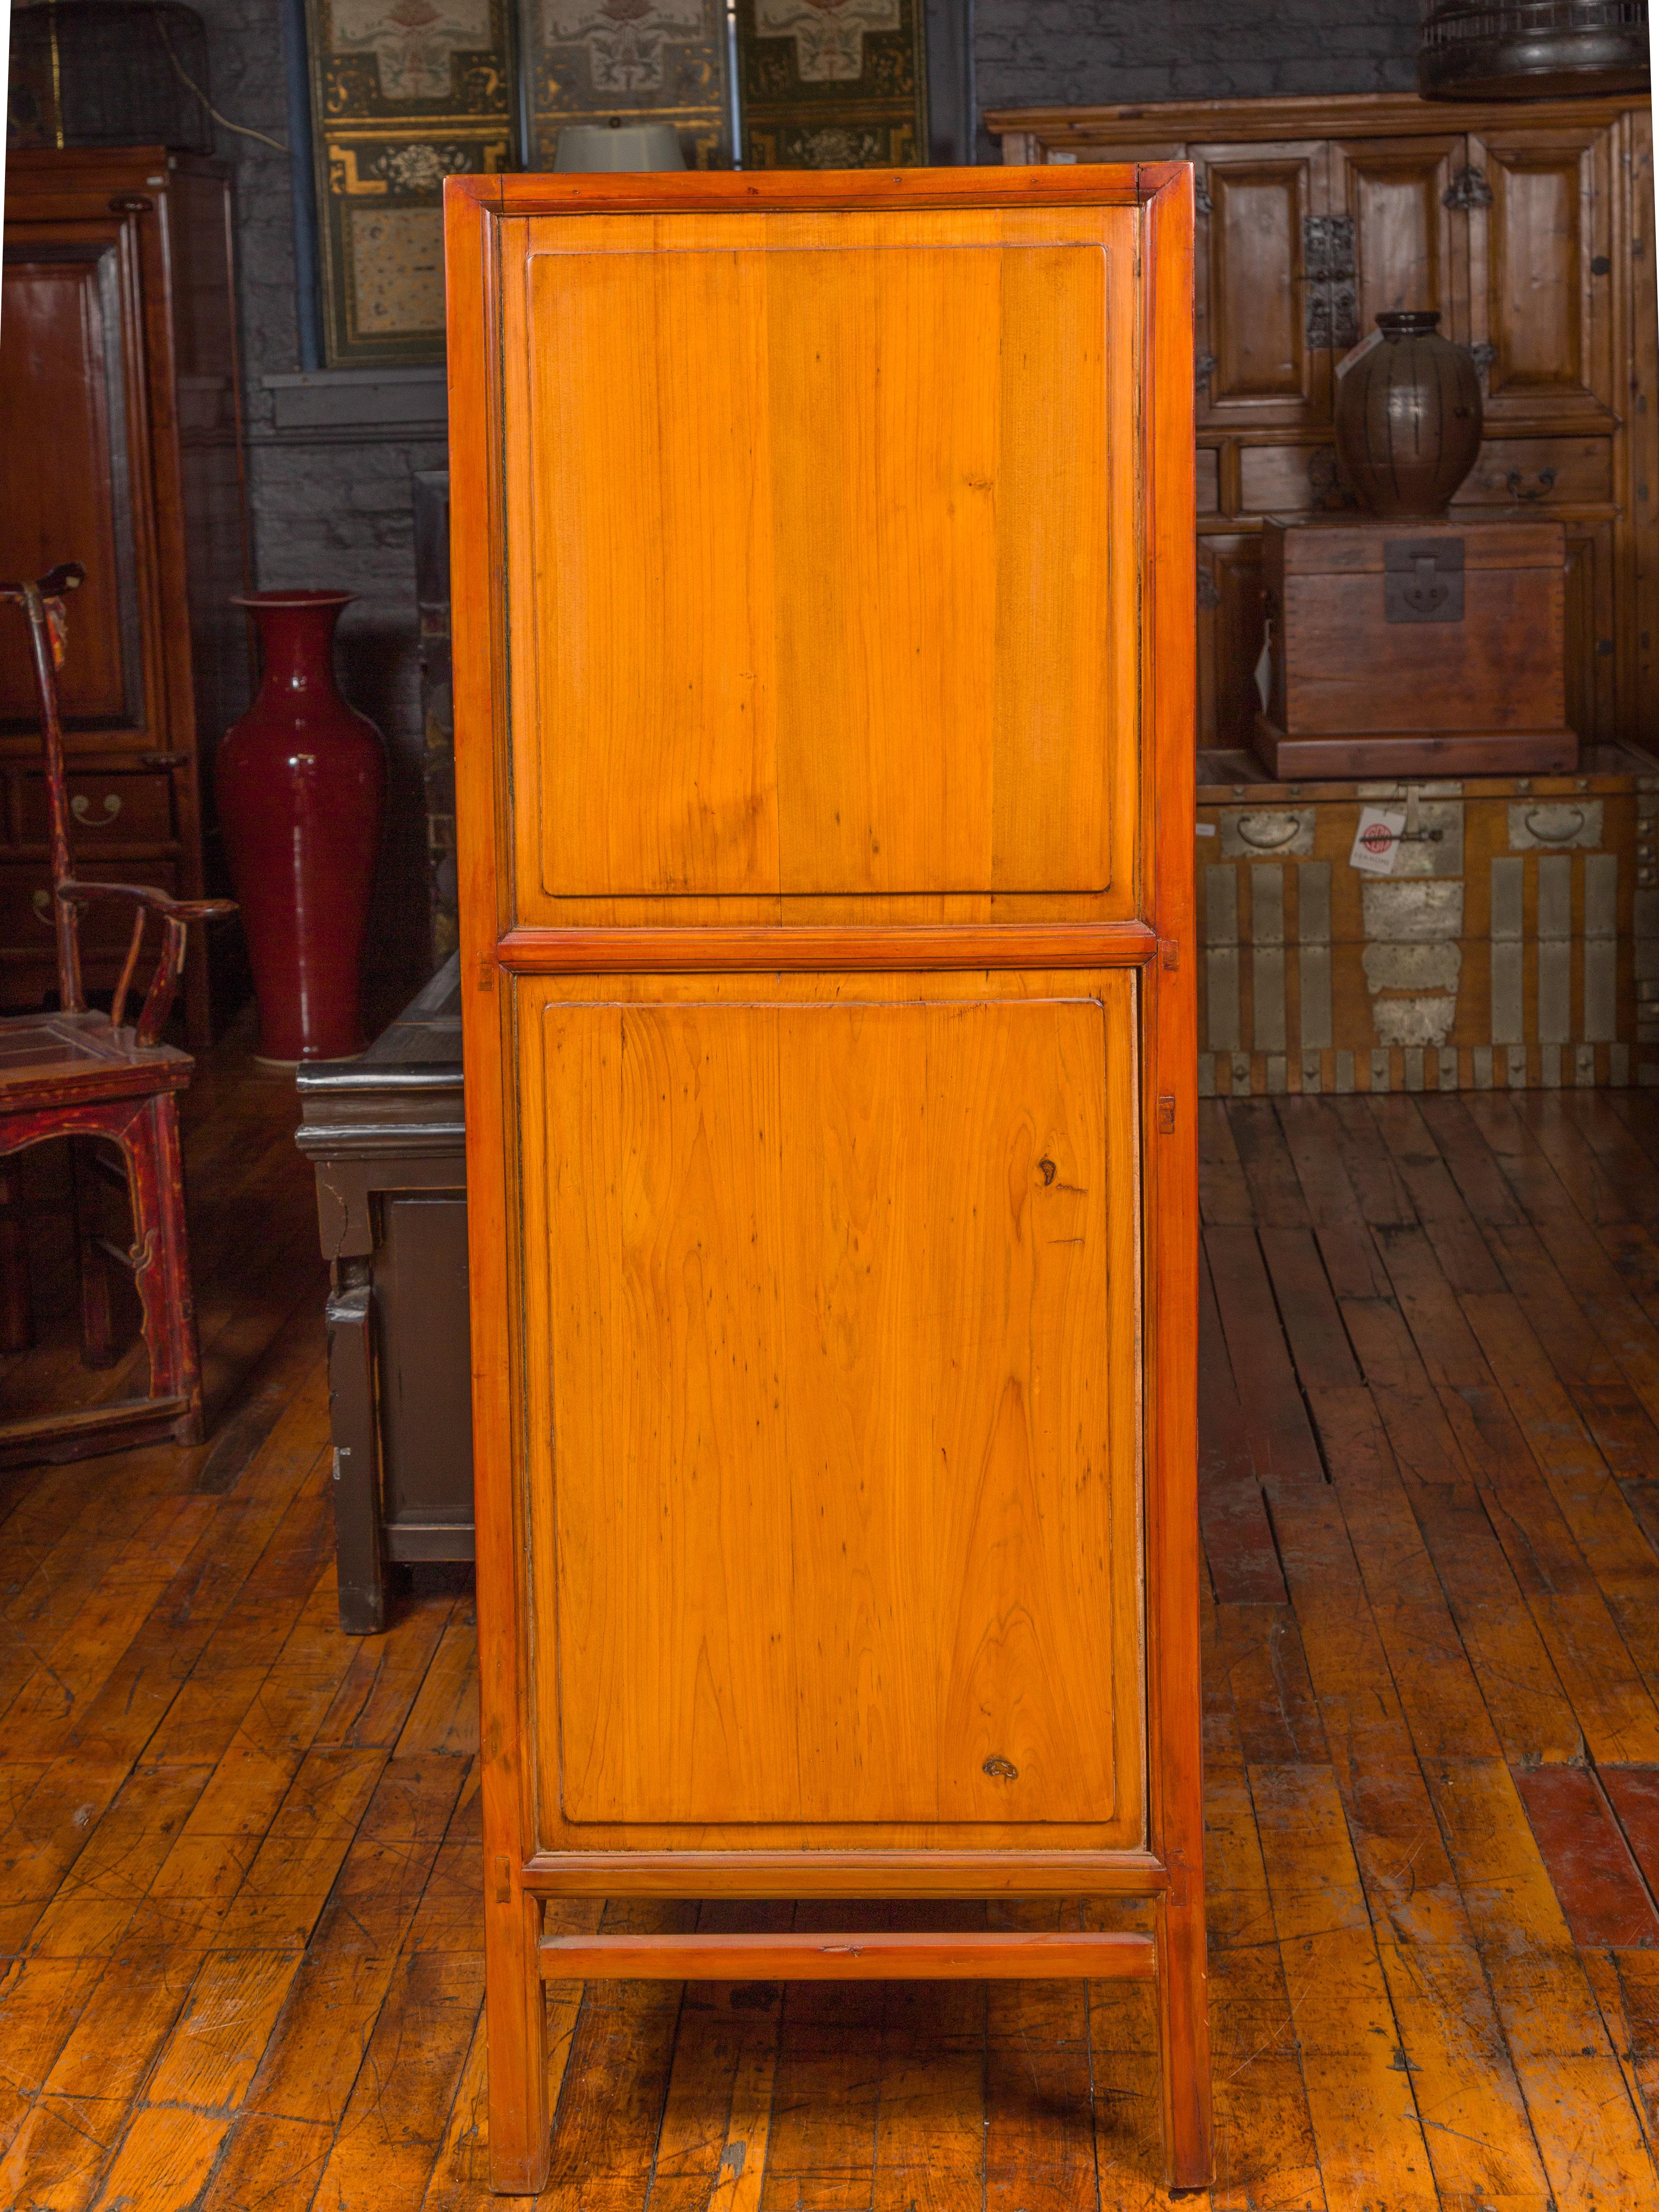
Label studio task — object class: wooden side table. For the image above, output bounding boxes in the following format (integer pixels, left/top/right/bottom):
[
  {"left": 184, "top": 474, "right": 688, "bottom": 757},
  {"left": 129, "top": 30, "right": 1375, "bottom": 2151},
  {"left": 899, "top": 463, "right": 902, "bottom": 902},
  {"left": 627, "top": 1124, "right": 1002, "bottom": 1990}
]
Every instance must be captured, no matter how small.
[{"left": 295, "top": 955, "right": 473, "bottom": 1632}]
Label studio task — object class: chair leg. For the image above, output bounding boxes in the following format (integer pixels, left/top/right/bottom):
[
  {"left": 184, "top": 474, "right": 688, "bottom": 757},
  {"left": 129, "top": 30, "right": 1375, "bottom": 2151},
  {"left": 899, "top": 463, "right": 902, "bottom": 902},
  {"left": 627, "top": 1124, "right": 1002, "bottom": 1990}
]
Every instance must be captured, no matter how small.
[
  {"left": 0, "top": 1158, "right": 32, "bottom": 1354},
  {"left": 327, "top": 1265, "right": 387, "bottom": 1634},
  {"left": 124, "top": 1094, "right": 205, "bottom": 1443},
  {"left": 71, "top": 1140, "right": 116, "bottom": 1368}
]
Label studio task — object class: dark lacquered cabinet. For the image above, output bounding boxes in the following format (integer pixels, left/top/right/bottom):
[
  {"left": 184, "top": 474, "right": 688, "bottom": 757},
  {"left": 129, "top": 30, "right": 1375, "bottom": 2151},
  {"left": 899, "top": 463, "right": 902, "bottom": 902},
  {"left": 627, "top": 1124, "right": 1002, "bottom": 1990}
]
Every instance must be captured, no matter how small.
[
  {"left": 296, "top": 956, "right": 473, "bottom": 1633},
  {"left": 0, "top": 146, "right": 250, "bottom": 1043}
]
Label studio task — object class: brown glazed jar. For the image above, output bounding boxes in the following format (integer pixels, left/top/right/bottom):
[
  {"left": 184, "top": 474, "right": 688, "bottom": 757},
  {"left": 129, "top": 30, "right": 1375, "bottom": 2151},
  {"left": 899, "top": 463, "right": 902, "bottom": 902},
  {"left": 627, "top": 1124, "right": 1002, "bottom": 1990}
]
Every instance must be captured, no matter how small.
[{"left": 1332, "top": 310, "right": 1484, "bottom": 518}]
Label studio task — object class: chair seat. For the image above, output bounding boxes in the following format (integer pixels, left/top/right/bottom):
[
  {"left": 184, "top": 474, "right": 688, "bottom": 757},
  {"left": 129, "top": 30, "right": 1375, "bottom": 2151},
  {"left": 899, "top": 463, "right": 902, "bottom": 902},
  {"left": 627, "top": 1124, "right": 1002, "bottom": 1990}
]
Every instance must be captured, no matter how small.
[{"left": 0, "top": 1011, "right": 193, "bottom": 1111}]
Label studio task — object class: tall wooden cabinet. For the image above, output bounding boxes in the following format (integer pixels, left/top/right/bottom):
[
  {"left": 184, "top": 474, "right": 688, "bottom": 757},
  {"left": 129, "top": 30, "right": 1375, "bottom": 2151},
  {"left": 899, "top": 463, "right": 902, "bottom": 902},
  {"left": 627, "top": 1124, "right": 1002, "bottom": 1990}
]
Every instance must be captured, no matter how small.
[
  {"left": 445, "top": 166, "right": 1207, "bottom": 2190},
  {"left": 0, "top": 148, "right": 250, "bottom": 1043},
  {"left": 988, "top": 93, "right": 1657, "bottom": 760}
]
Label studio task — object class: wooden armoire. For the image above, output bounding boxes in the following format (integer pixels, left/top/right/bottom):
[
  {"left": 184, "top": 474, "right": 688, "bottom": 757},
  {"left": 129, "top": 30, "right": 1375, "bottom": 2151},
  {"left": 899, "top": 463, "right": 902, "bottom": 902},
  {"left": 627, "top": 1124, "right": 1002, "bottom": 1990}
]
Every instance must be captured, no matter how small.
[
  {"left": 445, "top": 165, "right": 1207, "bottom": 2190},
  {"left": 988, "top": 92, "right": 1658, "bottom": 760},
  {"left": 0, "top": 148, "right": 249, "bottom": 1045}
]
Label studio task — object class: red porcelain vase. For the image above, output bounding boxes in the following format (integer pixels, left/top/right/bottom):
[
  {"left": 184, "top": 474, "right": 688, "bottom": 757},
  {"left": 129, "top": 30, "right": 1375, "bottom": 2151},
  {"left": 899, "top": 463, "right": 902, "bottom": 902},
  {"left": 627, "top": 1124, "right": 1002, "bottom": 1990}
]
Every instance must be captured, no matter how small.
[{"left": 218, "top": 592, "right": 386, "bottom": 1062}]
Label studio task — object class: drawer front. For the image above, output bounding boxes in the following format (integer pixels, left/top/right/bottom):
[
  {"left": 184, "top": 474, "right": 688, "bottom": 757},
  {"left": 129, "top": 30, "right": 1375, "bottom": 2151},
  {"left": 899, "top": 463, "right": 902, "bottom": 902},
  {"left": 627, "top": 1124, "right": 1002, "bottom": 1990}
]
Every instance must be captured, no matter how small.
[
  {"left": 17, "top": 771, "right": 176, "bottom": 848},
  {"left": 1238, "top": 442, "right": 1348, "bottom": 516},
  {"left": 1451, "top": 438, "right": 1614, "bottom": 509},
  {"left": 1237, "top": 436, "right": 1613, "bottom": 518},
  {"left": 0, "top": 862, "right": 178, "bottom": 954}
]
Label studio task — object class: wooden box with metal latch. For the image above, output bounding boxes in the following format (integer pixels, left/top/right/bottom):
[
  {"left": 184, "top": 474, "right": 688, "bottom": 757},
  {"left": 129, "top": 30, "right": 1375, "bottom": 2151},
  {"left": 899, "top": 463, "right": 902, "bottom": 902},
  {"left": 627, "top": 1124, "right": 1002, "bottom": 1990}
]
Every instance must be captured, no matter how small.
[
  {"left": 1195, "top": 752, "right": 1659, "bottom": 1096},
  {"left": 1255, "top": 518, "right": 1575, "bottom": 781}
]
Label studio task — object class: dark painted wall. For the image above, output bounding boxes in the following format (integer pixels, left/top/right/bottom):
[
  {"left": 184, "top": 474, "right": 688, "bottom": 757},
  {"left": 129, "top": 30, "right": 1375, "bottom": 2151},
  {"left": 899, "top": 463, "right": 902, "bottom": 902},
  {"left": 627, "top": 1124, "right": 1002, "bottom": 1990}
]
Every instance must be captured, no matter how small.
[{"left": 191, "top": 0, "right": 442, "bottom": 1015}]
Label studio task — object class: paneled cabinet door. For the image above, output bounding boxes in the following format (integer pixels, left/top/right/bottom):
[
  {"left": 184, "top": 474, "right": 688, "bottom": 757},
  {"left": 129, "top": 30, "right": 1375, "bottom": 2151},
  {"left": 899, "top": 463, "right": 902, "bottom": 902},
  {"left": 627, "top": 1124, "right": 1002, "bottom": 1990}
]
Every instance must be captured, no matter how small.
[
  {"left": 1563, "top": 517, "right": 1618, "bottom": 744},
  {"left": 0, "top": 219, "right": 149, "bottom": 735},
  {"left": 1330, "top": 134, "right": 1465, "bottom": 337},
  {"left": 1465, "top": 123, "right": 1618, "bottom": 424},
  {"left": 1197, "top": 534, "right": 1267, "bottom": 751},
  {"left": 1193, "top": 141, "right": 1333, "bottom": 431}
]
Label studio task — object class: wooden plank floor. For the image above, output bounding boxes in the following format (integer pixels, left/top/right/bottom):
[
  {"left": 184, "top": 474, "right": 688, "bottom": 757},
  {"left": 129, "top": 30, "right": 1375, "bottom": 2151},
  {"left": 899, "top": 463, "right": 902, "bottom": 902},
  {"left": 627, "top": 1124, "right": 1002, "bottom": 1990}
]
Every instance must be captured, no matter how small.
[{"left": 4, "top": 1040, "right": 1659, "bottom": 2208}]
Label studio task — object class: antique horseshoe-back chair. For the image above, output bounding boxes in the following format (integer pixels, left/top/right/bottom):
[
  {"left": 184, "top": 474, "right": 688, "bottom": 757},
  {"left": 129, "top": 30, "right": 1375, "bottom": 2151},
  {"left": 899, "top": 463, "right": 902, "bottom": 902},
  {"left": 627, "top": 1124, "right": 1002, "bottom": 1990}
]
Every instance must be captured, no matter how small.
[{"left": 0, "top": 564, "right": 235, "bottom": 1467}]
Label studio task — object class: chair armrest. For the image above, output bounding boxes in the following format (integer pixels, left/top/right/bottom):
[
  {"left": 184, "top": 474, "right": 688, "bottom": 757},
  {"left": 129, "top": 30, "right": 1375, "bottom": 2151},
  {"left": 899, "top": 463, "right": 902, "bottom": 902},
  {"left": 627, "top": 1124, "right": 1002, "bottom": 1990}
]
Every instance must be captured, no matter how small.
[
  {"left": 57, "top": 880, "right": 237, "bottom": 925},
  {"left": 0, "top": 561, "right": 85, "bottom": 604},
  {"left": 56, "top": 880, "right": 238, "bottom": 1046}
]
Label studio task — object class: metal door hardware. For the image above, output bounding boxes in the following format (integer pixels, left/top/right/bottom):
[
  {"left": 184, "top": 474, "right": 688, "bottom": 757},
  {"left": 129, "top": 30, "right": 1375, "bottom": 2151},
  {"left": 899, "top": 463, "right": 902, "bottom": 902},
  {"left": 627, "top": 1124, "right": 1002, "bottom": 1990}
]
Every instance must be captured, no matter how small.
[
  {"left": 1443, "top": 166, "right": 1493, "bottom": 211},
  {"left": 1384, "top": 538, "right": 1465, "bottom": 623},
  {"left": 1303, "top": 216, "right": 1358, "bottom": 350}
]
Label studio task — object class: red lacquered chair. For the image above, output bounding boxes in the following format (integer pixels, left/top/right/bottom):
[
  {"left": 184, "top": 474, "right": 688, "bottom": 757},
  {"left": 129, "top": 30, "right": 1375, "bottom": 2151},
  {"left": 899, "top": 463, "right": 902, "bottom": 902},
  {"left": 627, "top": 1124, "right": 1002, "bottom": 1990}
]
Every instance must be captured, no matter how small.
[{"left": 0, "top": 564, "right": 235, "bottom": 1466}]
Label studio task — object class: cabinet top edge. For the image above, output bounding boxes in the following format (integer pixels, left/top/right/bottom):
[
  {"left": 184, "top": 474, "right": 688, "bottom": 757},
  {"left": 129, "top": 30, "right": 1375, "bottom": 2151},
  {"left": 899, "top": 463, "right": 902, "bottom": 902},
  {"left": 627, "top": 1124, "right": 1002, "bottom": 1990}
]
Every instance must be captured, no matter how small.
[
  {"left": 985, "top": 89, "right": 1647, "bottom": 144},
  {"left": 447, "top": 165, "right": 1166, "bottom": 221},
  {"left": 5, "top": 147, "right": 231, "bottom": 186}
]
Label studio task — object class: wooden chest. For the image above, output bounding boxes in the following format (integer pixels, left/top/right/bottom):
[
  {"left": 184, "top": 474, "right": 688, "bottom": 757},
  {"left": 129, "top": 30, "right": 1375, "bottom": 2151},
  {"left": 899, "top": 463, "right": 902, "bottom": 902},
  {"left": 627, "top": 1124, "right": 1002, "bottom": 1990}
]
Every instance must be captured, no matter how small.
[
  {"left": 1196, "top": 752, "right": 1659, "bottom": 1096},
  {"left": 445, "top": 165, "right": 1209, "bottom": 2191},
  {"left": 1257, "top": 518, "right": 1575, "bottom": 779}
]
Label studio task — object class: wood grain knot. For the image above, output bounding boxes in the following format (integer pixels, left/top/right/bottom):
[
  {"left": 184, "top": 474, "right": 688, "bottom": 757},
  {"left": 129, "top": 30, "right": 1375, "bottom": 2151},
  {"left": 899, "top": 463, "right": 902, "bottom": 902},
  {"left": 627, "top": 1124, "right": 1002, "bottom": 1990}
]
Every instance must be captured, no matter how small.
[{"left": 982, "top": 1755, "right": 1019, "bottom": 1781}]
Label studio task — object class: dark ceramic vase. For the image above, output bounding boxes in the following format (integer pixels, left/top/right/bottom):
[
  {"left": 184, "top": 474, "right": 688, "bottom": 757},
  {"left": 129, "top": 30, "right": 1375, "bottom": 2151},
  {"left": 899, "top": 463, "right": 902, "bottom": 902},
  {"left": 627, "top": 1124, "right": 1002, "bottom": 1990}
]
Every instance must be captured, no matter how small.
[
  {"left": 218, "top": 591, "right": 386, "bottom": 1062},
  {"left": 1418, "top": 0, "right": 1649, "bottom": 100},
  {"left": 1332, "top": 310, "right": 1484, "bottom": 519}
]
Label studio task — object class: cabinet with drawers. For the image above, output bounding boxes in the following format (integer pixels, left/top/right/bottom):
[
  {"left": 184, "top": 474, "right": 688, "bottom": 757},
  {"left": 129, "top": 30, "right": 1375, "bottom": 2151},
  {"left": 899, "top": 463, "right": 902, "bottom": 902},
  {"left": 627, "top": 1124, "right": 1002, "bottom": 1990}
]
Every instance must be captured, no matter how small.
[
  {"left": 988, "top": 91, "right": 1657, "bottom": 761},
  {"left": 0, "top": 147, "right": 250, "bottom": 1042}
]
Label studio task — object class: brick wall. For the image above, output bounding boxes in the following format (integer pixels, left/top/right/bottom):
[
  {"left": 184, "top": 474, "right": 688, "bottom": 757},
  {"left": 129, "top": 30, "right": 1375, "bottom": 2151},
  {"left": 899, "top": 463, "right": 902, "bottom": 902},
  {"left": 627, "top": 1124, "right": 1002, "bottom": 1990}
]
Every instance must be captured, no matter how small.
[{"left": 975, "top": 0, "right": 1420, "bottom": 142}]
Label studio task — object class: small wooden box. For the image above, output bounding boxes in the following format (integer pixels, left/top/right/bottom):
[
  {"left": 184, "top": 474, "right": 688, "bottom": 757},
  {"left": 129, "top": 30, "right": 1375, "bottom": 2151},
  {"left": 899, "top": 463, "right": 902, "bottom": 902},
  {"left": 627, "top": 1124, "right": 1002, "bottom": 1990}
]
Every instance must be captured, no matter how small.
[{"left": 1257, "top": 518, "right": 1575, "bottom": 780}]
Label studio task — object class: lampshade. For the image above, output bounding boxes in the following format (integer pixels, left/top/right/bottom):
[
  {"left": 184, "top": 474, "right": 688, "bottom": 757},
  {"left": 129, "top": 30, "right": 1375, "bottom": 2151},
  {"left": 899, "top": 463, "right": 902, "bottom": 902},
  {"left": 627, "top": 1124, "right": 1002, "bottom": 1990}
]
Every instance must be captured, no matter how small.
[{"left": 553, "top": 122, "right": 687, "bottom": 173}]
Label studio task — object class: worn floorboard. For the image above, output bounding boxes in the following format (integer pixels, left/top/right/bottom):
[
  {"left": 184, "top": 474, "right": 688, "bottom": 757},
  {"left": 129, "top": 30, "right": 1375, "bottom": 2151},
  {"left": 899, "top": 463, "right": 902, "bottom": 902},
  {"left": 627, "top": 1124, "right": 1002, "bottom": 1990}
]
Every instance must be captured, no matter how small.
[{"left": 0, "top": 1038, "right": 1656, "bottom": 2208}]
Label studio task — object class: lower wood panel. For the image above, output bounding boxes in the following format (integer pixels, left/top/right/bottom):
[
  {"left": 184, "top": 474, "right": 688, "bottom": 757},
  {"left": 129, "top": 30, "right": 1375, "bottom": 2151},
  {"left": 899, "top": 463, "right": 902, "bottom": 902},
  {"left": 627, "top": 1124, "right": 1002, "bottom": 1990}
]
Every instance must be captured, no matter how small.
[{"left": 517, "top": 969, "right": 1145, "bottom": 1852}]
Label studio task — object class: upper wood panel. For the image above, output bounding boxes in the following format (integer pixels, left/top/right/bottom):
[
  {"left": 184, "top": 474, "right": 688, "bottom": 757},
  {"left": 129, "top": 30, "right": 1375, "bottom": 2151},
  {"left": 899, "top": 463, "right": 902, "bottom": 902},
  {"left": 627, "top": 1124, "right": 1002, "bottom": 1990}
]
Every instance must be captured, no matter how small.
[
  {"left": 498, "top": 205, "right": 1141, "bottom": 913},
  {"left": 517, "top": 967, "right": 1144, "bottom": 1844},
  {"left": 0, "top": 240, "right": 134, "bottom": 728}
]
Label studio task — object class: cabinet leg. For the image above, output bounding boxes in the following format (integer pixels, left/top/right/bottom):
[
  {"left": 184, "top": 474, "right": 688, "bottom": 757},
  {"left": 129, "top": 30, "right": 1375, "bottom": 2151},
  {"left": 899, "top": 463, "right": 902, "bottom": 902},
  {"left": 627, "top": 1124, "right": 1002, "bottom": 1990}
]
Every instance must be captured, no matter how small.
[
  {"left": 1157, "top": 1890, "right": 1213, "bottom": 2190},
  {"left": 0, "top": 1159, "right": 32, "bottom": 1353},
  {"left": 486, "top": 1881, "right": 551, "bottom": 2193},
  {"left": 327, "top": 1265, "right": 386, "bottom": 1634}
]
